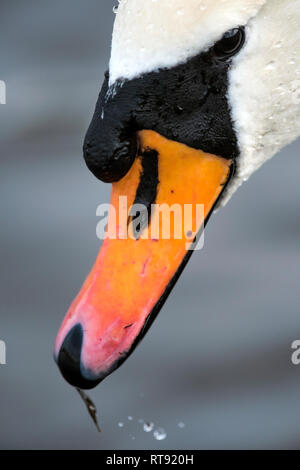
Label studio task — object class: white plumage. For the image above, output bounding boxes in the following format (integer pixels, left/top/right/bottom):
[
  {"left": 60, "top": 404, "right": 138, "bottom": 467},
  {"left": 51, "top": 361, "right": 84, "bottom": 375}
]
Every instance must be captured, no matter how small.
[
  {"left": 110, "top": 0, "right": 266, "bottom": 85},
  {"left": 227, "top": 0, "right": 300, "bottom": 204}
]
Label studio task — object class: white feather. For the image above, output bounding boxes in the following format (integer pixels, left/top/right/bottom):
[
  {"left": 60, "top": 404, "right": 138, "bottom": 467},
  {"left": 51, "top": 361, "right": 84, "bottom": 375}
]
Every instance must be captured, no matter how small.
[
  {"left": 110, "top": 0, "right": 266, "bottom": 85},
  {"left": 224, "top": 0, "right": 300, "bottom": 204}
]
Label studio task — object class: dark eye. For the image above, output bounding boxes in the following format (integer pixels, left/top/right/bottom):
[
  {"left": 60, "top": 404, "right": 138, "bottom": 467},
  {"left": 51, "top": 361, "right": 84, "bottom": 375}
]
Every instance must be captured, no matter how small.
[{"left": 213, "top": 27, "right": 245, "bottom": 60}]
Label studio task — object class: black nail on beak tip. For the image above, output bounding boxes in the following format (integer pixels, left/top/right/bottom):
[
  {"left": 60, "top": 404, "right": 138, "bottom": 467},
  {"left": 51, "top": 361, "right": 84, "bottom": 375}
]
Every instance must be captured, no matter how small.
[{"left": 56, "top": 324, "right": 101, "bottom": 390}]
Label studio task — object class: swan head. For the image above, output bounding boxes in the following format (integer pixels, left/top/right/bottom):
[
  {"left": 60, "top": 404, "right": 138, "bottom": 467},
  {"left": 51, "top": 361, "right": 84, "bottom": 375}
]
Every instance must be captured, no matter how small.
[
  {"left": 109, "top": 0, "right": 300, "bottom": 204},
  {"left": 55, "top": 0, "right": 300, "bottom": 389}
]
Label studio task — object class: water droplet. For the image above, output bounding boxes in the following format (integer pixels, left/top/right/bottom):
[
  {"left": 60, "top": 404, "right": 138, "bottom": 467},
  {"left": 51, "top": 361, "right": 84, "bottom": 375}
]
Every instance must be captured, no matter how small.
[
  {"left": 128, "top": 416, "right": 133, "bottom": 421},
  {"left": 265, "top": 61, "right": 276, "bottom": 71},
  {"left": 178, "top": 422, "right": 185, "bottom": 429},
  {"left": 118, "top": 422, "right": 124, "bottom": 428},
  {"left": 143, "top": 422, "right": 154, "bottom": 432},
  {"left": 153, "top": 428, "right": 167, "bottom": 441}
]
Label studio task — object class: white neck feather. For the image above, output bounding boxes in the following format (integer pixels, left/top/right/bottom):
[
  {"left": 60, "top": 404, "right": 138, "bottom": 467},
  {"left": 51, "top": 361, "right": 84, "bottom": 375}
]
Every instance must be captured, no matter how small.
[{"left": 224, "top": 0, "right": 300, "bottom": 205}]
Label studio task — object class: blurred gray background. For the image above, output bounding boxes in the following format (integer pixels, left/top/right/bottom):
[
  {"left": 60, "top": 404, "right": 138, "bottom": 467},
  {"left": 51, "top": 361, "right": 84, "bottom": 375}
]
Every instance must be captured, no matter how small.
[{"left": 1, "top": 0, "right": 300, "bottom": 450}]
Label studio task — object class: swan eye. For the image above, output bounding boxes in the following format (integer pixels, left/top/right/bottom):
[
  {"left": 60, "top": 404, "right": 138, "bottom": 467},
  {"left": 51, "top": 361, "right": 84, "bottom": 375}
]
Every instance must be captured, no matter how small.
[{"left": 213, "top": 27, "right": 245, "bottom": 60}]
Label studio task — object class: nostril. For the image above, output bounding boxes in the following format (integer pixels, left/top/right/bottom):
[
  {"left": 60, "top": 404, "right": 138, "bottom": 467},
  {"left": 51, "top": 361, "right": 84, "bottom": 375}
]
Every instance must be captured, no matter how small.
[
  {"left": 56, "top": 324, "right": 101, "bottom": 390},
  {"left": 113, "top": 144, "right": 130, "bottom": 161}
]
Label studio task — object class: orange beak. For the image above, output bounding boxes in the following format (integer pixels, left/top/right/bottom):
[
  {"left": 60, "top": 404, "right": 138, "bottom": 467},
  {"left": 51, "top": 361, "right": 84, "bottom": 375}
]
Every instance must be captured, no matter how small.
[{"left": 55, "top": 130, "right": 233, "bottom": 389}]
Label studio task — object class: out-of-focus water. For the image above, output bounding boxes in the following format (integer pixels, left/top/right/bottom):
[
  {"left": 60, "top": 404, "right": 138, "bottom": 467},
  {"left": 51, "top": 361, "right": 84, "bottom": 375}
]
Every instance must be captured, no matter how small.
[{"left": 1, "top": 0, "right": 300, "bottom": 450}]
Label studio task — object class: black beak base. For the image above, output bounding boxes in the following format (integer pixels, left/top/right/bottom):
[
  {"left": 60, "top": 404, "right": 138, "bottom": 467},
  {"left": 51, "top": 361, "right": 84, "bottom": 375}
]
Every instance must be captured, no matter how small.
[
  {"left": 83, "top": 44, "right": 239, "bottom": 185},
  {"left": 83, "top": 74, "right": 138, "bottom": 183}
]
